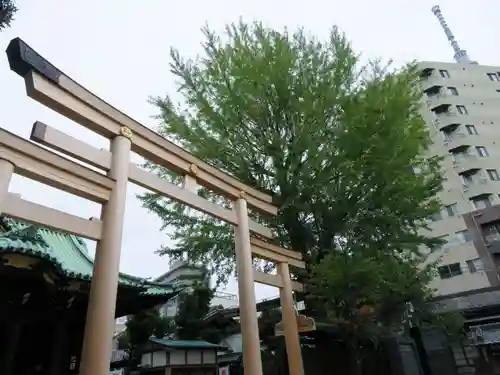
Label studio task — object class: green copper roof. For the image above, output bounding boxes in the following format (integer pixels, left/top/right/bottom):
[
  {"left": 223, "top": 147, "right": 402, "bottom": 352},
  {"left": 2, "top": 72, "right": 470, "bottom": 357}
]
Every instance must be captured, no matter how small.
[
  {"left": 150, "top": 337, "right": 227, "bottom": 350},
  {"left": 0, "top": 217, "right": 177, "bottom": 296}
]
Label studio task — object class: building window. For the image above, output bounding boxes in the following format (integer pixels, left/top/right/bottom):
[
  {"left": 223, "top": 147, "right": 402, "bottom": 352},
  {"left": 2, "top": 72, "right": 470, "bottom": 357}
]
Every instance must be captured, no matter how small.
[
  {"left": 466, "top": 258, "right": 484, "bottom": 273},
  {"left": 461, "top": 172, "right": 475, "bottom": 186},
  {"left": 456, "top": 105, "right": 468, "bottom": 115},
  {"left": 487, "top": 73, "right": 500, "bottom": 81},
  {"left": 465, "top": 125, "right": 478, "bottom": 135},
  {"left": 447, "top": 87, "right": 459, "bottom": 96},
  {"left": 471, "top": 195, "right": 492, "bottom": 210},
  {"left": 444, "top": 203, "right": 458, "bottom": 217},
  {"left": 439, "top": 69, "right": 450, "bottom": 78},
  {"left": 476, "top": 146, "right": 489, "bottom": 157},
  {"left": 488, "top": 169, "right": 500, "bottom": 181},
  {"left": 456, "top": 230, "right": 472, "bottom": 243},
  {"left": 438, "top": 263, "right": 462, "bottom": 279}
]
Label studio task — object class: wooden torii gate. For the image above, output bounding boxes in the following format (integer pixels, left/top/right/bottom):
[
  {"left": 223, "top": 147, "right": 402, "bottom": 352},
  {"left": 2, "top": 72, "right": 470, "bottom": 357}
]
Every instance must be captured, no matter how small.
[{"left": 3, "top": 38, "right": 306, "bottom": 375}]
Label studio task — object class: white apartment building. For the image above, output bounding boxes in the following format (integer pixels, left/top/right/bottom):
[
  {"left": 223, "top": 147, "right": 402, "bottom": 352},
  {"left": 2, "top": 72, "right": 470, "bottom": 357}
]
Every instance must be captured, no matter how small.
[{"left": 419, "top": 62, "right": 500, "bottom": 296}]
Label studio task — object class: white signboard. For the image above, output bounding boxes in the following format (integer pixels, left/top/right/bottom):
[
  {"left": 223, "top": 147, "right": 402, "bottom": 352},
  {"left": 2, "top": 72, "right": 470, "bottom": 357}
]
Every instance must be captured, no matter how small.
[
  {"left": 116, "top": 316, "right": 128, "bottom": 325},
  {"left": 219, "top": 365, "right": 230, "bottom": 375},
  {"left": 109, "top": 369, "right": 124, "bottom": 375}
]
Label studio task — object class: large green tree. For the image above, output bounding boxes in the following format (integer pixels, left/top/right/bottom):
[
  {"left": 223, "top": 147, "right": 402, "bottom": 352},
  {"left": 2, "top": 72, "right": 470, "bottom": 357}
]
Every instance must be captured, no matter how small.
[
  {"left": 0, "top": 0, "right": 17, "bottom": 30},
  {"left": 140, "top": 21, "right": 446, "bottom": 337}
]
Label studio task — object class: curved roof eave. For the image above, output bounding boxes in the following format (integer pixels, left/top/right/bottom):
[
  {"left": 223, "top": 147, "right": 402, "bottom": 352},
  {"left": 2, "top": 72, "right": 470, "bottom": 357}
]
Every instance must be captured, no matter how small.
[{"left": 0, "top": 217, "right": 180, "bottom": 297}]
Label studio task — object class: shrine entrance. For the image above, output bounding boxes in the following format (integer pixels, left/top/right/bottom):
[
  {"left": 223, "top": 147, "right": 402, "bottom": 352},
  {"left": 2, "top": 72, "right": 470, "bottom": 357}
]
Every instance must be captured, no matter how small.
[{"left": 2, "top": 38, "right": 308, "bottom": 375}]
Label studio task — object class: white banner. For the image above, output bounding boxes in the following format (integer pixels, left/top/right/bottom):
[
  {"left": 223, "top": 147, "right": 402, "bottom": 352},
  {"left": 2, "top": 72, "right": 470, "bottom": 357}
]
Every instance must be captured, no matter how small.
[
  {"left": 109, "top": 370, "right": 124, "bottom": 375},
  {"left": 219, "top": 365, "right": 230, "bottom": 375}
]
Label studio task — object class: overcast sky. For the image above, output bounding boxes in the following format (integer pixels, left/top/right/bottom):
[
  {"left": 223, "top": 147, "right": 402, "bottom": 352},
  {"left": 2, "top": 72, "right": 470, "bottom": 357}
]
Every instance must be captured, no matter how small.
[{"left": 0, "top": 0, "right": 498, "bottom": 300}]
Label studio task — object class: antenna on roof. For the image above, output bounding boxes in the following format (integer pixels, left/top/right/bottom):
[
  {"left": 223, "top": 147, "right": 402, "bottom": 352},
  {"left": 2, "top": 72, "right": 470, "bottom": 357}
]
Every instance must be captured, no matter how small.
[{"left": 431, "top": 5, "right": 477, "bottom": 64}]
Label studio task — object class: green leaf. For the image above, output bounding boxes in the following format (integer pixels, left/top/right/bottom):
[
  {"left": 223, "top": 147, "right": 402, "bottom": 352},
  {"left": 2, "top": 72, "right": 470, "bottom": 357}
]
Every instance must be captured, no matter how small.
[{"left": 0, "top": 0, "right": 18, "bottom": 30}]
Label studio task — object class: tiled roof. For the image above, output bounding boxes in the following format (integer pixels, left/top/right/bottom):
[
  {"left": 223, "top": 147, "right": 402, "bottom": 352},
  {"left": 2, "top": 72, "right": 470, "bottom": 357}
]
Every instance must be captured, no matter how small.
[
  {"left": 150, "top": 337, "right": 227, "bottom": 350},
  {"left": 0, "top": 217, "right": 178, "bottom": 296}
]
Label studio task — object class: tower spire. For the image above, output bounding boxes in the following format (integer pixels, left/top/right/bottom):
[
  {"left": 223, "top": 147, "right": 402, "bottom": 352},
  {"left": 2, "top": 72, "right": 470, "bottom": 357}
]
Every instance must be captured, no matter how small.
[{"left": 431, "top": 5, "right": 476, "bottom": 64}]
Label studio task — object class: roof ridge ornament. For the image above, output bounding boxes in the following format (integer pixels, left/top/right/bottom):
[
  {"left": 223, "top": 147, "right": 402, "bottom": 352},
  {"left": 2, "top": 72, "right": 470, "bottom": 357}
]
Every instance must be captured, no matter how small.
[{"left": 0, "top": 224, "right": 47, "bottom": 246}]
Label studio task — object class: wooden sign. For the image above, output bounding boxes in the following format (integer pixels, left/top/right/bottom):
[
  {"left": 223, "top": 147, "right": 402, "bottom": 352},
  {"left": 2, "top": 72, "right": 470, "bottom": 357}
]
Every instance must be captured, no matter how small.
[{"left": 275, "top": 315, "right": 316, "bottom": 336}]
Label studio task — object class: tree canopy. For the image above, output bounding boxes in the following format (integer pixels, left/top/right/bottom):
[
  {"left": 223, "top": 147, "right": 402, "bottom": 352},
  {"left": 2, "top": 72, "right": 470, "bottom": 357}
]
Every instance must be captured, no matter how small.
[
  {"left": 140, "top": 21, "right": 447, "bottom": 333},
  {"left": 0, "top": 0, "right": 17, "bottom": 30}
]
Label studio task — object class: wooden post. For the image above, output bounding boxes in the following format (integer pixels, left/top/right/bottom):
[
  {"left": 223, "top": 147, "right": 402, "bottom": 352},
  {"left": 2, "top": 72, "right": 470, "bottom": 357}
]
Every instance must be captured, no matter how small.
[
  {"left": 79, "top": 128, "right": 132, "bottom": 375},
  {"left": 278, "top": 262, "right": 304, "bottom": 375},
  {"left": 234, "top": 195, "right": 263, "bottom": 375},
  {"left": 50, "top": 321, "right": 68, "bottom": 375},
  {"left": 0, "top": 321, "right": 21, "bottom": 375},
  {"left": 0, "top": 160, "right": 14, "bottom": 210}
]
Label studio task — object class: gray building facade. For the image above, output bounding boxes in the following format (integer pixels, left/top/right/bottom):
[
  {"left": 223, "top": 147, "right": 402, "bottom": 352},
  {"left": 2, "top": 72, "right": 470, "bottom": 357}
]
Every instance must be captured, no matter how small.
[{"left": 419, "top": 62, "right": 500, "bottom": 297}]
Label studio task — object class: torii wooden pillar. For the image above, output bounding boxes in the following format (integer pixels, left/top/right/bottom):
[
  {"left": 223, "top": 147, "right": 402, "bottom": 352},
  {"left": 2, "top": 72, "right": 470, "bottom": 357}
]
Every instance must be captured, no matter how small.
[{"left": 4, "top": 37, "right": 306, "bottom": 375}]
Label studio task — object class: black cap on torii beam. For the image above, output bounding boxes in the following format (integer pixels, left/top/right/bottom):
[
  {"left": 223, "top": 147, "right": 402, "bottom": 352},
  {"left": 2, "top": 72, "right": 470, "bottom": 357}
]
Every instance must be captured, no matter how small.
[{"left": 6, "top": 37, "right": 63, "bottom": 83}]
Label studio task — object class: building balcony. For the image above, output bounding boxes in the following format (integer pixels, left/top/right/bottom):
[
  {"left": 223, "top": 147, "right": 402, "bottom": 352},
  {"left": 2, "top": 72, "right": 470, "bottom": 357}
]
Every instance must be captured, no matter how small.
[
  {"left": 452, "top": 155, "right": 480, "bottom": 174},
  {"left": 462, "top": 178, "right": 494, "bottom": 199},
  {"left": 443, "top": 132, "right": 468, "bottom": 150},
  {"left": 426, "top": 94, "right": 454, "bottom": 110},
  {"left": 484, "top": 232, "right": 500, "bottom": 255},
  {"left": 434, "top": 113, "right": 460, "bottom": 130},
  {"left": 420, "top": 72, "right": 446, "bottom": 91}
]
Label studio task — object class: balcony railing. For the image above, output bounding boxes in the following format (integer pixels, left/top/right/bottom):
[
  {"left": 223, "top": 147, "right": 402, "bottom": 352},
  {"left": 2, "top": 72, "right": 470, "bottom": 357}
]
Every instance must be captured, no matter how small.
[
  {"left": 214, "top": 291, "right": 238, "bottom": 301},
  {"left": 485, "top": 232, "right": 500, "bottom": 244},
  {"left": 483, "top": 232, "right": 500, "bottom": 255},
  {"left": 463, "top": 178, "right": 488, "bottom": 189},
  {"left": 443, "top": 132, "right": 466, "bottom": 141},
  {"left": 452, "top": 154, "right": 478, "bottom": 172}
]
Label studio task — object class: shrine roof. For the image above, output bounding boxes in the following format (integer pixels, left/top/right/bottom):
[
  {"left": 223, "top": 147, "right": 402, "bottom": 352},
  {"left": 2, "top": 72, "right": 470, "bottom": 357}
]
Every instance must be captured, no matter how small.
[
  {"left": 149, "top": 337, "right": 227, "bottom": 350},
  {"left": 0, "top": 217, "right": 179, "bottom": 297}
]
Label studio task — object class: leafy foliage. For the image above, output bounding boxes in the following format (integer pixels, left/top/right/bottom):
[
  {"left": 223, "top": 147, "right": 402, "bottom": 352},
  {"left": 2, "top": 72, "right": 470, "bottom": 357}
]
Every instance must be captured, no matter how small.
[
  {"left": 258, "top": 308, "right": 282, "bottom": 341},
  {"left": 125, "top": 308, "right": 174, "bottom": 355},
  {"left": 0, "top": 0, "right": 17, "bottom": 30},
  {"left": 140, "top": 20, "right": 448, "bottom": 339},
  {"left": 174, "top": 285, "right": 216, "bottom": 340}
]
